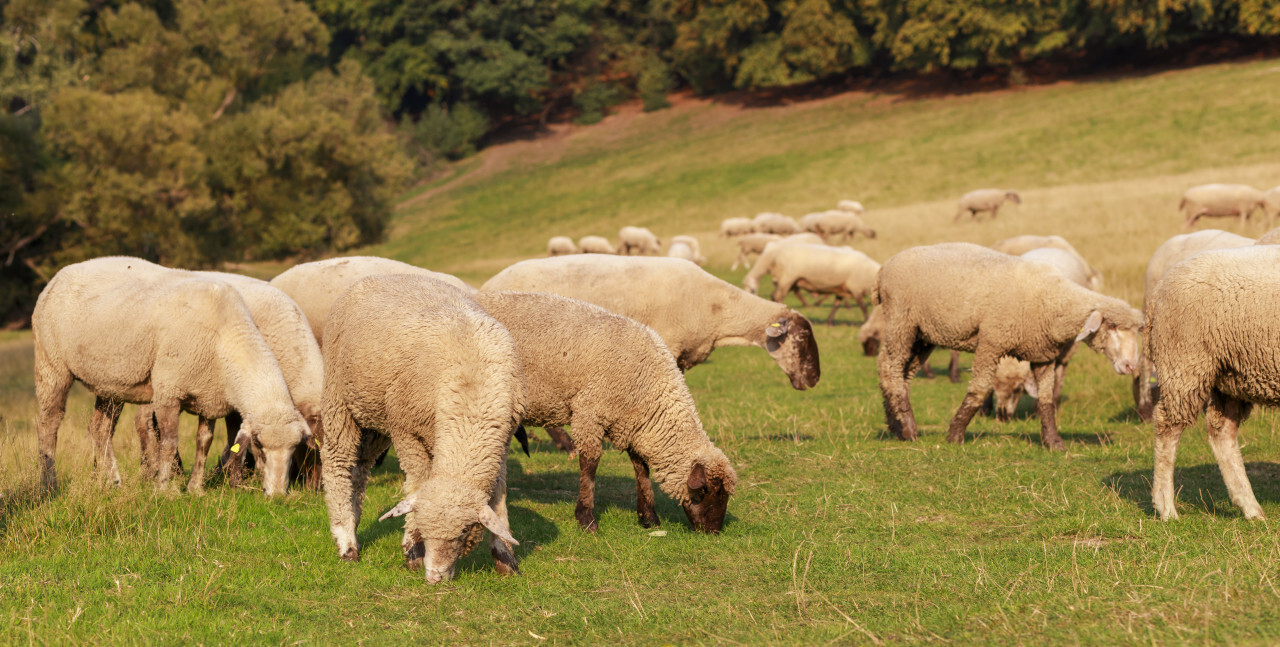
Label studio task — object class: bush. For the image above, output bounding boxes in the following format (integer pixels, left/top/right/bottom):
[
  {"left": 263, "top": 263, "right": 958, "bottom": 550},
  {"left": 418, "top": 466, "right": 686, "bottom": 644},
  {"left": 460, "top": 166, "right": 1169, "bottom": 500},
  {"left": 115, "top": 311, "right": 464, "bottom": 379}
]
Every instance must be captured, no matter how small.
[
  {"left": 413, "top": 102, "right": 490, "bottom": 160},
  {"left": 573, "top": 81, "right": 623, "bottom": 125},
  {"left": 637, "top": 60, "right": 673, "bottom": 112}
]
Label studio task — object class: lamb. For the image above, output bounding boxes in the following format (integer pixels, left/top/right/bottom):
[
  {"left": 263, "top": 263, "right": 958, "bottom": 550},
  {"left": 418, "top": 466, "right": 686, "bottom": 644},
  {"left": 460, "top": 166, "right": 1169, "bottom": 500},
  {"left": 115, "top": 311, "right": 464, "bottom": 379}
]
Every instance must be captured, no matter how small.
[
  {"left": 1179, "top": 184, "right": 1267, "bottom": 227},
  {"left": 270, "top": 256, "right": 473, "bottom": 345},
  {"left": 876, "top": 243, "right": 1142, "bottom": 450},
  {"left": 619, "top": 226, "right": 662, "bottom": 255},
  {"left": 473, "top": 291, "right": 736, "bottom": 533},
  {"left": 837, "top": 200, "right": 865, "bottom": 214},
  {"left": 812, "top": 210, "right": 876, "bottom": 242},
  {"left": 481, "top": 255, "right": 820, "bottom": 390},
  {"left": 954, "top": 189, "right": 1021, "bottom": 222},
  {"left": 32, "top": 257, "right": 309, "bottom": 495},
  {"left": 753, "top": 212, "right": 800, "bottom": 235},
  {"left": 322, "top": 274, "right": 524, "bottom": 582},
  {"left": 743, "top": 243, "right": 880, "bottom": 325},
  {"left": 135, "top": 271, "right": 325, "bottom": 492},
  {"left": 667, "top": 235, "right": 706, "bottom": 265},
  {"left": 1266, "top": 187, "right": 1280, "bottom": 220},
  {"left": 1147, "top": 246, "right": 1280, "bottom": 521},
  {"left": 578, "top": 235, "right": 618, "bottom": 255},
  {"left": 547, "top": 236, "right": 578, "bottom": 256},
  {"left": 1132, "top": 229, "right": 1256, "bottom": 421},
  {"left": 719, "top": 217, "right": 756, "bottom": 237},
  {"left": 989, "top": 234, "right": 1103, "bottom": 290}
]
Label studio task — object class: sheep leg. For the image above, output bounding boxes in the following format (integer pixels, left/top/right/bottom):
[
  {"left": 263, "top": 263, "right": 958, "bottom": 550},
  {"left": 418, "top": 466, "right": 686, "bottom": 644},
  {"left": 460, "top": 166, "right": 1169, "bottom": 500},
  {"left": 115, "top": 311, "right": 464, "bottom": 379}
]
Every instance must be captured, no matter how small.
[
  {"left": 1031, "top": 362, "right": 1065, "bottom": 450},
  {"left": 945, "top": 348, "right": 998, "bottom": 444},
  {"left": 879, "top": 334, "right": 926, "bottom": 441},
  {"left": 88, "top": 396, "right": 125, "bottom": 487},
  {"left": 1053, "top": 345, "right": 1076, "bottom": 405},
  {"left": 543, "top": 425, "right": 577, "bottom": 455},
  {"left": 854, "top": 295, "right": 869, "bottom": 320},
  {"left": 187, "top": 416, "right": 216, "bottom": 494},
  {"left": 573, "top": 433, "right": 603, "bottom": 532},
  {"left": 948, "top": 350, "right": 962, "bottom": 383},
  {"left": 1205, "top": 393, "right": 1264, "bottom": 520},
  {"left": 731, "top": 251, "right": 745, "bottom": 271},
  {"left": 629, "top": 451, "right": 660, "bottom": 528},
  {"left": 792, "top": 288, "right": 812, "bottom": 307},
  {"left": 151, "top": 403, "right": 182, "bottom": 492},
  {"left": 488, "top": 455, "right": 520, "bottom": 575},
  {"left": 217, "top": 411, "right": 249, "bottom": 485},
  {"left": 825, "top": 298, "right": 842, "bottom": 326},
  {"left": 134, "top": 406, "right": 160, "bottom": 481},
  {"left": 322, "top": 400, "right": 366, "bottom": 561},
  {"left": 390, "top": 435, "right": 433, "bottom": 569}
]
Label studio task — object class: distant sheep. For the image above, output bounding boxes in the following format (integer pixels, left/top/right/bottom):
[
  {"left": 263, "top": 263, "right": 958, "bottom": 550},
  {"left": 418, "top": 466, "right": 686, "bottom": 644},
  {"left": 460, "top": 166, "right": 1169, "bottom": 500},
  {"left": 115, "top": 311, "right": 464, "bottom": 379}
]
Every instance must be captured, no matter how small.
[
  {"left": 547, "top": 236, "right": 578, "bottom": 256},
  {"left": 837, "top": 200, "right": 865, "bottom": 214},
  {"left": 753, "top": 212, "right": 800, "bottom": 235},
  {"left": 578, "top": 235, "right": 618, "bottom": 255},
  {"left": 667, "top": 235, "right": 706, "bottom": 265},
  {"left": 813, "top": 210, "right": 876, "bottom": 242},
  {"left": 732, "top": 233, "right": 782, "bottom": 270},
  {"left": 744, "top": 243, "right": 880, "bottom": 325},
  {"left": 619, "top": 226, "right": 662, "bottom": 255},
  {"left": 1180, "top": 184, "right": 1267, "bottom": 227},
  {"left": 719, "top": 217, "right": 756, "bottom": 237},
  {"left": 989, "top": 234, "right": 1103, "bottom": 290},
  {"left": 954, "top": 189, "right": 1021, "bottom": 222}
]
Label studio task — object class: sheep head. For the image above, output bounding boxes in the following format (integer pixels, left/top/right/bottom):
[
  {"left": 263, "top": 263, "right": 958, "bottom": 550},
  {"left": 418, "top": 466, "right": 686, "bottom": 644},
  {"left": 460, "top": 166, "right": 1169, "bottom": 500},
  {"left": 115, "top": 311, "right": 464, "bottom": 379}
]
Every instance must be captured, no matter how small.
[
  {"left": 245, "top": 412, "right": 310, "bottom": 497},
  {"left": 765, "top": 312, "right": 821, "bottom": 389},
  {"left": 1076, "top": 308, "right": 1142, "bottom": 376},
  {"left": 680, "top": 448, "right": 737, "bottom": 534},
  {"left": 390, "top": 486, "right": 519, "bottom": 584}
]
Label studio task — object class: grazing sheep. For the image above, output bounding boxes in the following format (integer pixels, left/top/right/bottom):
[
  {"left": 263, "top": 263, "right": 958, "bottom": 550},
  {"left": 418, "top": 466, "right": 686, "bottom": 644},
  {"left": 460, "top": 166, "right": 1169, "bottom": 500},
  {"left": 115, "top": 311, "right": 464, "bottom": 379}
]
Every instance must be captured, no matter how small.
[
  {"left": 667, "top": 235, "right": 706, "bottom": 265},
  {"left": 812, "top": 210, "right": 876, "bottom": 242},
  {"left": 1265, "top": 187, "right": 1280, "bottom": 220},
  {"left": 482, "top": 255, "right": 820, "bottom": 390},
  {"left": 744, "top": 243, "right": 880, "bottom": 325},
  {"left": 858, "top": 303, "right": 956, "bottom": 381},
  {"left": 547, "top": 236, "right": 578, "bottom": 256},
  {"left": 578, "top": 235, "right": 618, "bottom": 255},
  {"left": 753, "top": 212, "right": 800, "bottom": 235},
  {"left": 719, "top": 217, "right": 756, "bottom": 237},
  {"left": 270, "top": 256, "right": 473, "bottom": 345},
  {"left": 1180, "top": 184, "right": 1267, "bottom": 227},
  {"left": 989, "top": 234, "right": 1103, "bottom": 290},
  {"left": 1147, "top": 246, "right": 1280, "bottom": 521},
  {"left": 322, "top": 274, "right": 524, "bottom": 582},
  {"left": 474, "top": 291, "right": 736, "bottom": 533},
  {"left": 135, "top": 271, "right": 325, "bottom": 492},
  {"left": 732, "top": 233, "right": 782, "bottom": 270},
  {"left": 876, "top": 243, "right": 1141, "bottom": 450},
  {"left": 954, "top": 189, "right": 1021, "bottom": 222},
  {"left": 837, "top": 200, "right": 865, "bottom": 214},
  {"left": 32, "top": 257, "right": 309, "bottom": 494},
  {"left": 798, "top": 212, "right": 825, "bottom": 233},
  {"left": 619, "top": 226, "right": 663, "bottom": 256},
  {"left": 1132, "top": 230, "right": 1256, "bottom": 421}
]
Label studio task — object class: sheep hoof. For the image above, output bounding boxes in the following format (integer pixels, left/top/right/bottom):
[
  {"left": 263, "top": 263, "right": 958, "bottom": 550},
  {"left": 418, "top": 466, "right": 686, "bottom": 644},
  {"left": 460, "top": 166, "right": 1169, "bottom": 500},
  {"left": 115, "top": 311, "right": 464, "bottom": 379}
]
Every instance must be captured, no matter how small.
[
  {"left": 638, "top": 514, "right": 660, "bottom": 529},
  {"left": 1044, "top": 439, "right": 1066, "bottom": 451},
  {"left": 1244, "top": 509, "right": 1266, "bottom": 521},
  {"left": 341, "top": 547, "right": 360, "bottom": 563},
  {"left": 491, "top": 547, "right": 520, "bottom": 576},
  {"left": 945, "top": 432, "right": 964, "bottom": 444},
  {"left": 576, "top": 514, "right": 599, "bottom": 533}
]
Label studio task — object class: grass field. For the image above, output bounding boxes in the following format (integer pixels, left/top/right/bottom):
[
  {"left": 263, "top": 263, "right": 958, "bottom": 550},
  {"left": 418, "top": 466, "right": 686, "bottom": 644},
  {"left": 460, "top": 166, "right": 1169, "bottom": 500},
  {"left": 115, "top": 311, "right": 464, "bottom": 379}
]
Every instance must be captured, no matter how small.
[{"left": 5, "top": 57, "right": 1280, "bottom": 644}]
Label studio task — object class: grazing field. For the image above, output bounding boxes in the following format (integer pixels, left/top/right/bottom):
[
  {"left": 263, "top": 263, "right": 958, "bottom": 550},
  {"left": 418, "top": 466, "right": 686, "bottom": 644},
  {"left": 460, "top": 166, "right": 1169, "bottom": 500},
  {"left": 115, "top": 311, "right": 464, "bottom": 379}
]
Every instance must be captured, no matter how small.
[{"left": 5, "top": 57, "right": 1280, "bottom": 644}]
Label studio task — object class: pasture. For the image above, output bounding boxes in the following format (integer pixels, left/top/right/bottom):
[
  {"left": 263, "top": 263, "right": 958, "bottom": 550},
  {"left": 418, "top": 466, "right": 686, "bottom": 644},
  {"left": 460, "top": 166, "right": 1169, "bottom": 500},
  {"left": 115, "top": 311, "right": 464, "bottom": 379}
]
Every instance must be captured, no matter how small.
[{"left": 5, "top": 57, "right": 1280, "bottom": 644}]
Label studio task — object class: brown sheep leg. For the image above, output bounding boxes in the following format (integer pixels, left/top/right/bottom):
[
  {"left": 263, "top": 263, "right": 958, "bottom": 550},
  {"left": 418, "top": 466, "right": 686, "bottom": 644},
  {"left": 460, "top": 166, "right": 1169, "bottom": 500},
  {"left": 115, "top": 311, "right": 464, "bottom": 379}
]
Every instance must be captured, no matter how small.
[
  {"left": 1133, "top": 357, "right": 1157, "bottom": 423},
  {"left": 878, "top": 333, "right": 922, "bottom": 441},
  {"left": 854, "top": 295, "right": 869, "bottom": 321},
  {"left": 186, "top": 416, "right": 216, "bottom": 494},
  {"left": 543, "top": 425, "right": 577, "bottom": 455},
  {"left": 574, "top": 433, "right": 603, "bottom": 532},
  {"left": 391, "top": 434, "right": 433, "bottom": 569},
  {"left": 1031, "top": 362, "right": 1065, "bottom": 451},
  {"left": 217, "top": 412, "right": 248, "bottom": 486},
  {"left": 946, "top": 348, "right": 998, "bottom": 444},
  {"left": 134, "top": 406, "right": 160, "bottom": 481},
  {"left": 825, "top": 299, "right": 842, "bottom": 326},
  {"left": 948, "top": 350, "right": 962, "bottom": 383},
  {"left": 488, "top": 456, "right": 520, "bottom": 575},
  {"left": 629, "top": 451, "right": 660, "bottom": 528},
  {"left": 1052, "top": 344, "right": 1076, "bottom": 405},
  {"left": 151, "top": 403, "right": 182, "bottom": 492},
  {"left": 88, "top": 397, "right": 125, "bottom": 487},
  {"left": 1204, "top": 393, "right": 1264, "bottom": 520}
]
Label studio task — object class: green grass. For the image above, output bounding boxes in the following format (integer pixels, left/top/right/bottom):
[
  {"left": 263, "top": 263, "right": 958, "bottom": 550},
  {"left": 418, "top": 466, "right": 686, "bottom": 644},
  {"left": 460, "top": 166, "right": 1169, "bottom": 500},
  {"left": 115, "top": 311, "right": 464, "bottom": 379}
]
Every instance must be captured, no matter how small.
[{"left": 7, "top": 58, "right": 1280, "bottom": 644}]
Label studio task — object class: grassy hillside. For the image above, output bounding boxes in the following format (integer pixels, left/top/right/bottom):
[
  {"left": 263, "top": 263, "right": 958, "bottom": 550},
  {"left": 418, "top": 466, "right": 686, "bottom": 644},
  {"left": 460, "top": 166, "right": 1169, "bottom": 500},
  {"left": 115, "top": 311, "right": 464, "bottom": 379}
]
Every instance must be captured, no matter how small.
[{"left": 5, "top": 58, "right": 1280, "bottom": 644}]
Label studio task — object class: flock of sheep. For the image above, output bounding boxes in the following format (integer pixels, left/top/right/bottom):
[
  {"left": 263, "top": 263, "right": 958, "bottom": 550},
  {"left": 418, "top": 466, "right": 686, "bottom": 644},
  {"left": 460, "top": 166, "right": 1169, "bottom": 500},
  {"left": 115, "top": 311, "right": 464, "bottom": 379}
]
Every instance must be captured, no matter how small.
[{"left": 24, "top": 180, "right": 1280, "bottom": 584}]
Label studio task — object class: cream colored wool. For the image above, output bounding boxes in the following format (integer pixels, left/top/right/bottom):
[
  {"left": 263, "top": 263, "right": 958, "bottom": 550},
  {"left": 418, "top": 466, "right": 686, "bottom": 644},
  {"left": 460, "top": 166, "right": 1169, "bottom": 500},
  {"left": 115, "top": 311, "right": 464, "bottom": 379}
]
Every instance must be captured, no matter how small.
[
  {"left": 475, "top": 291, "right": 736, "bottom": 531},
  {"left": 836, "top": 200, "right": 865, "bottom": 214},
  {"left": 875, "top": 243, "right": 1142, "bottom": 450},
  {"left": 667, "top": 241, "right": 702, "bottom": 265},
  {"left": 577, "top": 235, "right": 617, "bottom": 255},
  {"left": 752, "top": 212, "right": 800, "bottom": 235},
  {"left": 32, "top": 257, "right": 308, "bottom": 495},
  {"left": 743, "top": 243, "right": 880, "bottom": 324},
  {"left": 669, "top": 235, "right": 705, "bottom": 265},
  {"left": 798, "top": 212, "right": 825, "bottom": 233},
  {"left": 547, "top": 236, "right": 578, "bottom": 256},
  {"left": 731, "top": 233, "right": 782, "bottom": 271},
  {"left": 719, "top": 217, "right": 756, "bottom": 237},
  {"left": 321, "top": 274, "right": 525, "bottom": 583},
  {"left": 618, "top": 226, "right": 662, "bottom": 255},
  {"left": 1179, "top": 184, "right": 1267, "bottom": 227},
  {"left": 1264, "top": 187, "right": 1280, "bottom": 221},
  {"left": 812, "top": 210, "right": 876, "bottom": 242},
  {"left": 482, "top": 255, "right": 820, "bottom": 390},
  {"left": 270, "top": 256, "right": 474, "bottom": 345},
  {"left": 1132, "top": 230, "right": 1256, "bottom": 421},
  {"left": 989, "top": 234, "right": 1102, "bottom": 290},
  {"left": 954, "top": 188, "right": 1021, "bottom": 221},
  {"left": 1258, "top": 226, "right": 1280, "bottom": 245},
  {"left": 1147, "top": 246, "right": 1280, "bottom": 521}
]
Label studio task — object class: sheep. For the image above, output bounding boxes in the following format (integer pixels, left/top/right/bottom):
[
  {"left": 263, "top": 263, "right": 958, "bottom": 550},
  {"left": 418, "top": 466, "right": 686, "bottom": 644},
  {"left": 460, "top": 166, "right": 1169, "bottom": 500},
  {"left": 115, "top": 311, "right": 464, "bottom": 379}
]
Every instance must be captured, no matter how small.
[
  {"left": 1266, "top": 187, "right": 1280, "bottom": 220},
  {"left": 667, "top": 238, "right": 706, "bottom": 266},
  {"left": 798, "top": 212, "right": 825, "bottom": 233},
  {"left": 812, "top": 210, "right": 876, "bottom": 242},
  {"left": 739, "top": 234, "right": 826, "bottom": 303},
  {"left": 135, "top": 271, "right": 325, "bottom": 492},
  {"left": 1179, "top": 184, "right": 1267, "bottom": 227},
  {"left": 1132, "top": 229, "right": 1256, "bottom": 421},
  {"left": 989, "top": 234, "right": 1103, "bottom": 290},
  {"left": 753, "top": 212, "right": 800, "bottom": 235},
  {"left": 472, "top": 290, "right": 736, "bottom": 533},
  {"left": 857, "top": 301, "right": 956, "bottom": 382},
  {"left": 731, "top": 233, "right": 781, "bottom": 271},
  {"left": 743, "top": 243, "right": 880, "bottom": 325},
  {"left": 1147, "top": 245, "right": 1280, "bottom": 521},
  {"left": 619, "top": 226, "right": 662, "bottom": 256},
  {"left": 547, "top": 236, "right": 578, "bottom": 256},
  {"left": 481, "top": 255, "right": 820, "bottom": 390},
  {"left": 719, "top": 217, "right": 756, "bottom": 237},
  {"left": 876, "top": 243, "right": 1142, "bottom": 450},
  {"left": 270, "top": 256, "right": 473, "bottom": 345},
  {"left": 837, "top": 200, "right": 865, "bottom": 214},
  {"left": 32, "top": 257, "right": 309, "bottom": 494},
  {"left": 321, "top": 274, "right": 524, "bottom": 582},
  {"left": 578, "top": 235, "right": 618, "bottom": 255},
  {"left": 954, "top": 189, "right": 1021, "bottom": 222}
]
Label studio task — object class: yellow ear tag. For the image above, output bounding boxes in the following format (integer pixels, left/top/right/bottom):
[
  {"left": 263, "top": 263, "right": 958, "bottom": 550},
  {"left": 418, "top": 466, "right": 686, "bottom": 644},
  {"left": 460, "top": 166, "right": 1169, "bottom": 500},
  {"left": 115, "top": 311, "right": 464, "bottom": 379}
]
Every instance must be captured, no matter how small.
[
  {"left": 770, "top": 323, "right": 781, "bottom": 327},
  {"left": 230, "top": 443, "right": 241, "bottom": 454}
]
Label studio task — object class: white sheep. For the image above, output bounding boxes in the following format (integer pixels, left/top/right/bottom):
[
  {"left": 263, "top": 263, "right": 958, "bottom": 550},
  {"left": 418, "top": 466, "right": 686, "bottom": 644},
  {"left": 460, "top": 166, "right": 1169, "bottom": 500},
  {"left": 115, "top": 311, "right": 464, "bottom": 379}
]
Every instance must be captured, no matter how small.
[
  {"left": 752, "top": 212, "right": 800, "bottom": 235},
  {"left": 32, "top": 257, "right": 309, "bottom": 495},
  {"left": 989, "top": 234, "right": 1103, "bottom": 290},
  {"left": 1132, "top": 229, "right": 1256, "bottom": 421},
  {"left": 954, "top": 189, "right": 1021, "bottom": 222},
  {"left": 1264, "top": 187, "right": 1280, "bottom": 221},
  {"left": 837, "top": 200, "right": 865, "bottom": 214},
  {"left": 876, "top": 243, "right": 1142, "bottom": 450},
  {"left": 812, "top": 210, "right": 876, "bottom": 242},
  {"left": 743, "top": 243, "right": 880, "bottom": 325},
  {"left": 719, "top": 217, "right": 756, "bottom": 237},
  {"left": 578, "top": 235, "right": 618, "bottom": 255},
  {"left": 667, "top": 235, "right": 706, "bottom": 265},
  {"left": 1180, "top": 184, "right": 1267, "bottom": 227},
  {"left": 481, "top": 255, "right": 821, "bottom": 390},
  {"left": 797, "top": 212, "right": 825, "bottom": 233},
  {"left": 1147, "top": 246, "right": 1280, "bottom": 521},
  {"left": 618, "top": 226, "right": 662, "bottom": 255},
  {"left": 322, "top": 274, "right": 524, "bottom": 583},
  {"left": 731, "top": 233, "right": 782, "bottom": 271},
  {"left": 270, "top": 256, "right": 473, "bottom": 345},
  {"left": 547, "top": 236, "right": 578, "bottom": 256}
]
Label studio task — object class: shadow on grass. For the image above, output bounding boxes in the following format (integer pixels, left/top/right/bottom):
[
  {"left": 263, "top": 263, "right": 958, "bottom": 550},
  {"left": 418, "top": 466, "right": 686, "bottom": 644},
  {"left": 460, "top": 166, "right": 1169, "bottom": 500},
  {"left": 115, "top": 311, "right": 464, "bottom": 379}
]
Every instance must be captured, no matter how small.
[
  {"left": 1109, "top": 406, "right": 1144, "bottom": 424},
  {"left": 453, "top": 503, "right": 560, "bottom": 577},
  {"left": 1105, "top": 462, "right": 1280, "bottom": 518},
  {"left": 0, "top": 477, "right": 53, "bottom": 541}
]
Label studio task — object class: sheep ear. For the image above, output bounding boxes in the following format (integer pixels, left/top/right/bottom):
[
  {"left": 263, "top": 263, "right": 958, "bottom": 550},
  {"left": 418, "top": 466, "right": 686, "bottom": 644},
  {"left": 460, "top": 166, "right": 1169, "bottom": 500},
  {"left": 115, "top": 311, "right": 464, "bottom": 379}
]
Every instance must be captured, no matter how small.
[
  {"left": 1023, "top": 374, "right": 1039, "bottom": 399},
  {"left": 1075, "top": 310, "right": 1103, "bottom": 342},
  {"left": 378, "top": 495, "right": 416, "bottom": 522},
  {"left": 477, "top": 506, "right": 519, "bottom": 546},
  {"left": 766, "top": 318, "right": 788, "bottom": 338},
  {"left": 688, "top": 462, "right": 707, "bottom": 491}
]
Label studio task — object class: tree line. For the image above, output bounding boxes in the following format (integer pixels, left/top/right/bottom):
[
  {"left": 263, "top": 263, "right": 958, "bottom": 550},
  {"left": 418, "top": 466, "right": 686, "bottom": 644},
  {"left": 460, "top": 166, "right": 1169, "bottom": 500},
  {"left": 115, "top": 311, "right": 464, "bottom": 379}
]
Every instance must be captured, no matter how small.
[{"left": 2, "top": 0, "right": 1277, "bottom": 324}]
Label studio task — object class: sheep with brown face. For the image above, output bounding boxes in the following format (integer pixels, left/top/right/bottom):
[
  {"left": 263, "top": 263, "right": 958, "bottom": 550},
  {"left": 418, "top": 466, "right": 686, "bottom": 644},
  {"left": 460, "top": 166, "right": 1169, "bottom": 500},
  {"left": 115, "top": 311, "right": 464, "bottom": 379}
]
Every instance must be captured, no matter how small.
[
  {"left": 321, "top": 274, "right": 524, "bottom": 583},
  {"left": 954, "top": 189, "right": 1021, "bottom": 222}
]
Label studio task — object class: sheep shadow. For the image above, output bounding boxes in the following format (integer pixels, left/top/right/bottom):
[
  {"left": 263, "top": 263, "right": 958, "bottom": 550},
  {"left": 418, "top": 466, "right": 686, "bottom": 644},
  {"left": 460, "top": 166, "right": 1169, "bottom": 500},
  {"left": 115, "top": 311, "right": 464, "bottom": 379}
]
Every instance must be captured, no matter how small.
[
  {"left": 1105, "top": 462, "right": 1280, "bottom": 518},
  {"left": 452, "top": 503, "right": 560, "bottom": 577},
  {"left": 1108, "top": 406, "right": 1144, "bottom": 424},
  {"left": 0, "top": 478, "right": 53, "bottom": 541}
]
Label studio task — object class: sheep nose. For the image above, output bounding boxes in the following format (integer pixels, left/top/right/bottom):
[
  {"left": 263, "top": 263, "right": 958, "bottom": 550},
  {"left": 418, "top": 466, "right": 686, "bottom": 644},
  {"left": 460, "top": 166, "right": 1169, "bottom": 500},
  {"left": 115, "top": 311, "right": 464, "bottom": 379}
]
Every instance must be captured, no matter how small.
[{"left": 425, "top": 569, "right": 445, "bottom": 584}]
